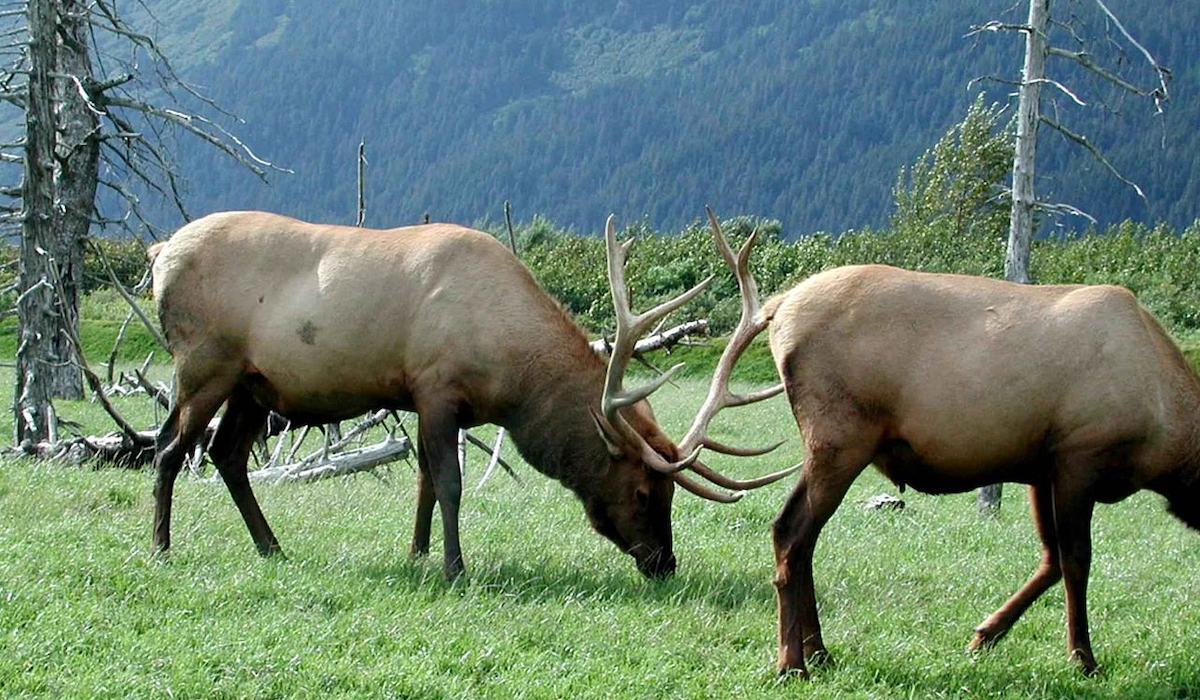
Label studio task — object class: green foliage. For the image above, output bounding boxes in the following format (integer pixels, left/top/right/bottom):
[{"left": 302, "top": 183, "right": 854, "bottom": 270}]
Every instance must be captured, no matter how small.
[
  {"left": 505, "top": 215, "right": 1200, "bottom": 346},
  {"left": 893, "top": 95, "right": 1014, "bottom": 241},
  {"left": 84, "top": 238, "right": 150, "bottom": 294}
]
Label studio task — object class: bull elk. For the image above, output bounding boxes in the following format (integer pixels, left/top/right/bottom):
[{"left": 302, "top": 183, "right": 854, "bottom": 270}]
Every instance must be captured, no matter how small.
[
  {"left": 756, "top": 262, "right": 1200, "bottom": 677},
  {"left": 148, "top": 210, "right": 794, "bottom": 580}
]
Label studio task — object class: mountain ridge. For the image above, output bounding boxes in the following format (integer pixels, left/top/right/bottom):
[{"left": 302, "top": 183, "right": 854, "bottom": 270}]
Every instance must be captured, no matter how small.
[{"left": 129, "top": 0, "right": 1197, "bottom": 237}]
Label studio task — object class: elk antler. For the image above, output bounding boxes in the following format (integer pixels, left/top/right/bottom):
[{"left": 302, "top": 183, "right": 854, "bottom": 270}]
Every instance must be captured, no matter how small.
[
  {"left": 600, "top": 215, "right": 712, "bottom": 474},
  {"left": 664, "top": 207, "right": 798, "bottom": 499},
  {"left": 675, "top": 207, "right": 786, "bottom": 458},
  {"left": 599, "top": 212, "right": 798, "bottom": 503}
]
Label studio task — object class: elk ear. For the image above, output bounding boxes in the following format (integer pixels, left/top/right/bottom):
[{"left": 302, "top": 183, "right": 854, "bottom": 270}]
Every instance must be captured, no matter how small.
[{"left": 589, "top": 407, "right": 625, "bottom": 458}]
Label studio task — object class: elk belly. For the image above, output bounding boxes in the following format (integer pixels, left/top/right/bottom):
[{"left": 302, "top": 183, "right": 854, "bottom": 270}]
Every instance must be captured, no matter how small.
[{"left": 873, "top": 438, "right": 1043, "bottom": 494}]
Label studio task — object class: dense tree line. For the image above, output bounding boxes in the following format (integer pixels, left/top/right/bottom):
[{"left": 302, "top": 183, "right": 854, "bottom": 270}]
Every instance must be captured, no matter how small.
[{"left": 122, "top": 0, "right": 1196, "bottom": 236}]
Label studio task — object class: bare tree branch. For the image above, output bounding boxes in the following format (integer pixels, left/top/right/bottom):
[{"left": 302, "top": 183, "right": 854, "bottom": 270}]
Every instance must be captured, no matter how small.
[
  {"left": 103, "top": 96, "right": 289, "bottom": 178},
  {"left": 590, "top": 319, "right": 709, "bottom": 357},
  {"left": 47, "top": 257, "right": 152, "bottom": 447},
  {"left": 1031, "top": 77, "right": 1086, "bottom": 106},
  {"left": 86, "top": 238, "right": 168, "bottom": 348},
  {"left": 1039, "top": 114, "right": 1145, "bottom": 199},
  {"left": 1091, "top": 0, "right": 1171, "bottom": 106},
  {"left": 1047, "top": 47, "right": 1161, "bottom": 104}
]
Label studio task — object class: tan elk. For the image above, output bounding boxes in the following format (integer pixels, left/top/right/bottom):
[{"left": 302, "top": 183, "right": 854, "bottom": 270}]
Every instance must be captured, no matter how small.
[
  {"left": 755, "top": 262, "right": 1200, "bottom": 677},
  {"left": 148, "top": 210, "right": 793, "bottom": 579}
]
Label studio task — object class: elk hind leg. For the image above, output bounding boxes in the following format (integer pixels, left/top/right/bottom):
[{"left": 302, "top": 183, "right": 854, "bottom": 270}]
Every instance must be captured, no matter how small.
[
  {"left": 773, "top": 439, "right": 875, "bottom": 676},
  {"left": 152, "top": 376, "right": 235, "bottom": 553},
  {"left": 208, "top": 384, "right": 281, "bottom": 557},
  {"left": 970, "top": 481, "right": 1061, "bottom": 650}
]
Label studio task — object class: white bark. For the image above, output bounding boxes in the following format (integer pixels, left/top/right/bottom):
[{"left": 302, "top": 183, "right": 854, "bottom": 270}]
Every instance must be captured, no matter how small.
[
  {"left": 590, "top": 319, "right": 708, "bottom": 357},
  {"left": 47, "top": 0, "right": 98, "bottom": 400},
  {"left": 1004, "top": 0, "right": 1049, "bottom": 287},
  {"left": 249, "top": 436, "right": 411, "bottom": 484}
]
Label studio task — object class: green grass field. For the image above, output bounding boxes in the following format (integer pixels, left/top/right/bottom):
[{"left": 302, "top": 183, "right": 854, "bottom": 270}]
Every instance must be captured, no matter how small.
[{"left": 1, "top": 377, "right": 1197, "bottom": 699}]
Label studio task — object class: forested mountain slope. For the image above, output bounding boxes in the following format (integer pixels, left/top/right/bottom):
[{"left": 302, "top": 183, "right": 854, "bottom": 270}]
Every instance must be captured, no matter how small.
[{"left": 135, "top": 0, "right": 1198, "bottom": 235}]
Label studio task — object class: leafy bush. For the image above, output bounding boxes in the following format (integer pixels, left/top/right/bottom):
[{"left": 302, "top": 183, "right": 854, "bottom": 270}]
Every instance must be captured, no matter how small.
[{"left": 493, "top": 215, "right": 1200, "bottom": 340}]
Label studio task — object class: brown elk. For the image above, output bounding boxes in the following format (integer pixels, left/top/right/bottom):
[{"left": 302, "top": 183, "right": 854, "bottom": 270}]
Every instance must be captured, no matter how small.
[
  {"left": 755, "top": 262, "right": 1200, "bottom": 677},
  {"left": 148, "top": 210, "right": 794, "bottom": 580}
]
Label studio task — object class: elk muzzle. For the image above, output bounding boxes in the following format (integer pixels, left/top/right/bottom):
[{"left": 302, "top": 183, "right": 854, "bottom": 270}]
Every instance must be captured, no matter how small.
[{"left": 634, "top": 547, "right": 677, "bottom": 579}]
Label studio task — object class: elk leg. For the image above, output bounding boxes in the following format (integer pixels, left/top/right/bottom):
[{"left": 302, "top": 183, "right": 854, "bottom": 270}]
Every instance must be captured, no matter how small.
[
  {"left": 970, "top": 482, "right": 1061, "bottom": 649},
  {"left": 1051, "top": 478, "right": 1099, "bottom": 675},
  {"left": 208, "top": 385, "right": 281, "bottom": 557},
  {"left": 416, "top": 399, "right": 466, "bottom": 580},
  {"left": 772, "top": 443, "right": 871, "bottom": 676},
  {"left": 152, "top": 382, "right": 232, "bottom": 553},
  {"left": 409, "top": 434, "right": 436, "bottom": 558}
]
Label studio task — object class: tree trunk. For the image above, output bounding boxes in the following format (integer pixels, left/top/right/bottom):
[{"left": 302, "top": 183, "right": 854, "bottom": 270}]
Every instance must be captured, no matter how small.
[
  {"left": 980, "top": 0, "right": 1050, "bottom": 514},
  {"left": 15, "top": 0, "right": 60, "bottom": 446},
  {"left": 1004, "top": 0, "right": 1049, "bottom": 285},
  {"left": 48, "top": 0, "right": 99, "bottom": 400}
]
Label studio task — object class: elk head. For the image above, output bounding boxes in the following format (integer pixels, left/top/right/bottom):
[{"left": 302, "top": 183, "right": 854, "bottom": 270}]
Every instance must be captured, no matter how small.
[{"left": 588, "top": 209, "right": 798, "bottom": 578}]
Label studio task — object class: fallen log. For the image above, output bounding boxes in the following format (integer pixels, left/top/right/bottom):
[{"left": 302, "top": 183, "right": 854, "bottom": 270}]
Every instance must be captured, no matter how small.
[
  {"left": 16, "top": 431, "right": 156, "bottom": 467},
  {"left": 589, "top": 319, "right": 708, "bottom": 357},
  {"left": 248, "top": 435, "right": 412, "bottom": 484}
]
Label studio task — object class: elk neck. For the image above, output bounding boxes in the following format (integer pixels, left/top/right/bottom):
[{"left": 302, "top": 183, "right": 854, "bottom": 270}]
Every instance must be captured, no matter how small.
[
  {"left": 500, "top": 338, "right": 616, "bottom": 497},
  {"left": 1150, "top": 376, "right": 1200, "bottom": 531}
]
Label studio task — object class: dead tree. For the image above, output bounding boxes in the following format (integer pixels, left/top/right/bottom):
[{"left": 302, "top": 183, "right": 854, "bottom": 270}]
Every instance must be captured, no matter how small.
[
  {"left": 970, "top": 0, "right": 1170, "bottom": 512},
  {"left": 13, "top": 0, "right": 58, "bottom": 445},
  {"left": 1, "top": 0, "right": 285, "bottom": 448},
  {"left": 46, "top": 0, "right": 98, "bottom": 399},
  {"left": 1003, "top": 0, "right": 1050, "bottom": 288}
]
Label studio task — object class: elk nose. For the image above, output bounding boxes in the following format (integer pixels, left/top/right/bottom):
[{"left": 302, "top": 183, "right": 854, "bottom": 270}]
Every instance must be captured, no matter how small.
[{"left": 638, "top": 551, "right": 677, "bottom": 579}]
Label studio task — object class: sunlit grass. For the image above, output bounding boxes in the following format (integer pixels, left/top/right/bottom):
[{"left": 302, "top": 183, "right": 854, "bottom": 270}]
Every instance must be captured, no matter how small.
[{"left": 0, "top": 378, "right": 1198, "bottom": 699}]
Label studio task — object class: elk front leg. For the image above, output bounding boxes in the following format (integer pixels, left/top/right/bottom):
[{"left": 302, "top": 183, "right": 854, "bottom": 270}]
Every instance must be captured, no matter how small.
[
  {"left": 1052, "top": 477, "right": 1099, "bottom": 675},
  {"left": 416, "top": 398, "right": 466, "bottom": 580},
  {"left": 772, "top": 443, "right": 869, "bottom": 676},
  {"left": 970, "top": 482, "right": 1061, "bottom": 649},
  {"left": 409, "top": 436, "right": 436, "bottom": 558}
]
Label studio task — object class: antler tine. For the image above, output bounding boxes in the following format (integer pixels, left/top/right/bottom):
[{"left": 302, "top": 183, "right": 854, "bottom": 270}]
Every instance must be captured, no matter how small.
[
  {"left": 606, "top": 361, "right": 686, "bottom": 413},
  {"left": 673, "top": 461, "right": 803, "bottom": 503},
  {"left": 676, "top": 208, "right": 781, "bottom": 459},
  {"left": 687, "top": 458, "right": 800, "bottom": 490},
  {"left": 728, "top": 383, "right": 786, "bottom": 407},
  {"left": 703, "top": 437, "right": 786, "bottom": 457},
  {"left": 674, "top": 472, "right": 745, "bottom": 503},
  {"left": 707, "top": 205, "right": 763, "bottom": 321},
  {"left": 602, "top": 215, "right": 712, "bottom": 427}
]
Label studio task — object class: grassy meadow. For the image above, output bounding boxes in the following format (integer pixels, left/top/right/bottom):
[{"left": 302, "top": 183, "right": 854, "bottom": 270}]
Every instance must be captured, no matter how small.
[
  {"left": 1, "top": 373, "right": 1198, "bottom": 699},
  {"left": 3, "top": 222, "right": 1200, "bottom": 698}
]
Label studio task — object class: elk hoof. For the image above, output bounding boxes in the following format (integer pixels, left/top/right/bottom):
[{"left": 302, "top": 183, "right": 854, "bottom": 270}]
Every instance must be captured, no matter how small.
[
  {"left": 968, "top": 625, "right": 1004, "bottom": 651},
  {"left": 775, "top": 665, "right": 810, "bottom": 682},
  {"left": 257, "top": 542, "right": 285, "bottom": 559},
  {"left": 1070, "top": 649, "right": 1101, "bottom": 677},
  {"left": 776, "top": 646, "right": 810, "bottom": 680},
  {"left": 443, "top": 558, "right": 466, "bottom": 582},
  {"left": 805, "top": 648, "right": 835, "bottom": 668}
]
